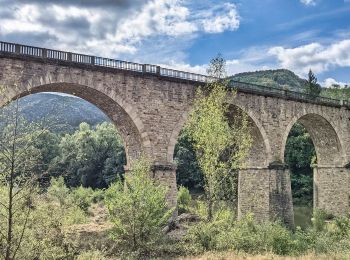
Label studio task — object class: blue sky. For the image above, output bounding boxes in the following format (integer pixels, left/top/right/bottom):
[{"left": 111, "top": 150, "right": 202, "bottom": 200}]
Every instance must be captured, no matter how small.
[{"left": 0, "top": 0, "right": 349, "bottom": 86}]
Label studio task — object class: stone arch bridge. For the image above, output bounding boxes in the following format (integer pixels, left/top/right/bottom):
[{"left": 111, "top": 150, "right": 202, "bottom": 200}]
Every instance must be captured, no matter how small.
[{"left": 1, "top": 41, "right": 349, "bottom": 226}]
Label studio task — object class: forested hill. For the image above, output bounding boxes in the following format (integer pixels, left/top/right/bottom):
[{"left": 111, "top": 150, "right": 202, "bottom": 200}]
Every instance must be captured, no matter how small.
[
  {"left": 230, "top": 69, "right": 308, "bottom": 91},
  {"left": 17, "top": 93, "right": 109, "bottom": 132}
]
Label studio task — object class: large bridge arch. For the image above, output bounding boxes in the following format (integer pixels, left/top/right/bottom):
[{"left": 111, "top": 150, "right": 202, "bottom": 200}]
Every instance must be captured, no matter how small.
[
  {"left": 281, "top": 112, "right": 345, "bottom": 167},
  {"left": 281, "top": 112, "right": 349, "bottom": 216},
  {"left": 166, "top": 99, "right": 271, "bottom": 168},
  {"left": 0, "top": 75, "right": 152, "bottom": 165}
]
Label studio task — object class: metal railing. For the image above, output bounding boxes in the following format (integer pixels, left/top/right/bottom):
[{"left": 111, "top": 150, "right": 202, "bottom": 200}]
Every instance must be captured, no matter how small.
[
  {"left": 230, "top": 80, "right": 349, "bottom": 108},
  {"left": 0, "top": 41, "right": 349, "bottom": 108},
  {"left": 0, "top": 41, "right": 209, "bottom": 83}
]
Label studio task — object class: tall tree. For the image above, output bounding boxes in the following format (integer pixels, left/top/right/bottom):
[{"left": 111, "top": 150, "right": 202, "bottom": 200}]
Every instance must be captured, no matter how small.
[
  {"left": 305, "top": 69, "right": 321, "bottom": 97},
  {"left": 48, "top": 122, "right": 126, "bottom": 188},
  {"left": 0, "top": 86, "right": 48, "bottom": 260},
  {"left": 185, "top": 55, "right": 252, "bottom": 221}
]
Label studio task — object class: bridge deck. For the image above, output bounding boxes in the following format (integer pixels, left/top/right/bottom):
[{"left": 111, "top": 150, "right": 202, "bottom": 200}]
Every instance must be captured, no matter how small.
[{"left": 1, "top": 41, "right": 349, "bottom": 109}]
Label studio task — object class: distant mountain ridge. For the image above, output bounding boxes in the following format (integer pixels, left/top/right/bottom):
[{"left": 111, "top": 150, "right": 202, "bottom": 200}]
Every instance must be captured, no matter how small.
[
  {"left": 230, "top": 69, "right": 308, "bottom": 91},
  {"left": 17, "top": 93, "right": 109, "bottom": 132}
]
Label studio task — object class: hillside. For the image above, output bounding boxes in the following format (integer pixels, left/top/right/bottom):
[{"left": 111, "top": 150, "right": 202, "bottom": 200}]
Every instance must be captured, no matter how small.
[
  {"left": 230, "top": 69, "right": 308, "bottom": 91},
  {"left": 16, "top": 92, "right": 109, "bottom": 132}
]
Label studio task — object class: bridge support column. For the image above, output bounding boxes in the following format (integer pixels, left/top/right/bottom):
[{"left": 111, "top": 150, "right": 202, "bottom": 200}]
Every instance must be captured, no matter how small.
[
  {"left": 151, "top": 162, "right": 178, "bottom": 217},
  {"left": 314, "top": 166, "right": 350, "bottom": 216},
  {"left": 238, "top": 163, "right": 294, "bottom": 228}
]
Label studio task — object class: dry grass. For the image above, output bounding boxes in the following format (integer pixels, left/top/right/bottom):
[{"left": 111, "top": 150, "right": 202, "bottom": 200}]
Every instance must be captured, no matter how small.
[{"left": 178, "top": 252, "right": 347, "bottom": 260}]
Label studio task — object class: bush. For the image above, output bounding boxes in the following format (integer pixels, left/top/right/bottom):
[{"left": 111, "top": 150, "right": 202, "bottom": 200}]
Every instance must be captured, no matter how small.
[
  {"left": 77, "top": 250, "right": 106, "bottom": 260},
  {"left": 312, "top": 209, "right": 332, "bottom": 232},
  {"left": 91, "top": 189, "right": 105, "bottom": 203},
  {"left": 71, "top": 186, "right": 94, "bottom": 212},
  {"left": 105, "top": 158, "right": 174, "bottom": 253},
  {"left": 186, "top": 210, "right": 297, "bottom": 255},
  {"left": 185, "top": 203, "right": 235, "bottom": 251},
  {"left": 178, "top": 186, "right": 191, "bottom": 214}
]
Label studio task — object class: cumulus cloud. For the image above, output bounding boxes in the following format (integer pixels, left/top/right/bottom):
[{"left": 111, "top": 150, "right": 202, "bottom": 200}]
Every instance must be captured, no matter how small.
[
  {"left": 158, "top": 49, "right": 276, "bottom": 77},
  {"left": 268, "top": 39, "right": 350, "bottom": 75},
  {"left": 0, "top": 0, "right": 240, "bottom": 58},
  {"left": 323, "top": 78, "right": 350, "bottom": 88},
  {"left": 300, "top": 0, "right": 316, "bottom": 6},
  {"left": 200, "top": 3, "right": 240, "bottom": 33}
]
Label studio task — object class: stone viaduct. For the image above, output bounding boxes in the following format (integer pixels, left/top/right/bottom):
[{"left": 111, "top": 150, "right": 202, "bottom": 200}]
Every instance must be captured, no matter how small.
[{"left": 1, "top": 41, "right": 350, "bottom": 227}]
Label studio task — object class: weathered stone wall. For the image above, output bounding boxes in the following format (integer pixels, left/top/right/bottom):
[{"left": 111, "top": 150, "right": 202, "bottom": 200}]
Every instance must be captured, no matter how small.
[
  {"left": 152, "top": 164, "right": 178, "bottom": 215},
  {"left": 238, "top": 165, "right": 294, "bottom": 228},
  {"left": 1, "top": 53, "right": 350, "bottom": 223},
  {"left": 314, "top": 167, "right": 350, "bottom": 215}
]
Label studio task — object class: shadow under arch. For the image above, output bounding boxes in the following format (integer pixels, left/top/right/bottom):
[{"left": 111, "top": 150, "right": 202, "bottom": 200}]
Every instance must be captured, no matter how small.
[
  {"left": 2, "top": 82, "right": 152, "bottom": 165},
  {"left": 167, "top": 102, "right": 271, "bottom": 169},
  {"left": 282, "top": 113, "right": 345, "bottom": 167}
]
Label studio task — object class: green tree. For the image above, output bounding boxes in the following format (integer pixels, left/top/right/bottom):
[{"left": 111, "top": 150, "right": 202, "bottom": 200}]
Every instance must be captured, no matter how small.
[
  {"left": 174, "top": 130, "right": 204, "bottom": 190},
  {"left": 49, "top": 122, "right": 126, "bottom": 189},
  {"left": 185, "top": 55, "right": 251, "bottom": 220},
  {"left": 305, "top": 69, "right": 321, "bottom": 97},
  {"left": 0, "top": 90, "right": 47, "bottom": 259},
  {"left": 285, "top": 123, "right": 316, "bottom": 206},
  {"left": 105, "top": 157, "right": 174, "bottom": 252},
  {"left": 321, "top": 84, "right": 350, "bottom": 101}
]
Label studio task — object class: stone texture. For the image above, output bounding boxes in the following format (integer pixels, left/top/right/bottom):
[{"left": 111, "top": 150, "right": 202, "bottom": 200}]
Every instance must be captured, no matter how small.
[
  {"left": 1, "top": 53, "right": 350, "bottom": 224},
  {"left": 314, "top": 166, "right": 350, "bottom": 216},
  {"left": 238, "top": 166, "right": 294, "bottom": 228}
]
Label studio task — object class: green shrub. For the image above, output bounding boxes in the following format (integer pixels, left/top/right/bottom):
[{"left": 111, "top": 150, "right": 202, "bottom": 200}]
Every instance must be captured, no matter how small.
[
  {"left": 77, "top": 250, "right": 106, "bottom": 260},
  {"left": 91, "top": 189, "right": 105, "bottom": 203},
  {"left": 186, "top": 204, "right": 235, "bottom": 251},
  {"left": 312, "top": 209, "right": 332, "bottom": 232},
  {"left": 71, "top": 186, "right": 94, "bottom": 212},
  {"left": 333, "top": 216, "right": 350, "bottom": 237},
  {"left": 186, "top": 211, "right": 297, "bottom": 255},
  {"left": 47, "top": 177, "right": 70, "bottom": 206},
  {"left": 178, "top": 186, "right": 191, "bottom": 214},
  {"left": 105, "top": 158, "right": 174, "bottom": 253}
]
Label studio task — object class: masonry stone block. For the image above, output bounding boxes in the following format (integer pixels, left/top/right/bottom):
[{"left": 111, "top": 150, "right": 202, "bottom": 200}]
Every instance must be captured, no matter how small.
[
  {"left": 314, "top": 166, "right": 350, "bottom": 216},
  {"left": 238, "top": 165, "right": 294, "bottom": 228}
]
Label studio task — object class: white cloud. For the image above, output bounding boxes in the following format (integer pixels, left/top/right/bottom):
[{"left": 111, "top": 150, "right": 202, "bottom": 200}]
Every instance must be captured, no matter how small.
[
  {"left": 323, "top": 78, "right": 350, "bottom": 88},
  {"left": 0, "top": 0, "right": 240, "bottom": 58},
  {"left": 300, "top": 0, "right": 316, "bottom": 6},
  {"left": 201, "top": 3, "right": 240, "bottom": 33},
  {"left": 158, "top": 54, "right": 275, "bottom": 77},
  {"left": 268, "top": 39, "right": 350, "bottom": 75}
]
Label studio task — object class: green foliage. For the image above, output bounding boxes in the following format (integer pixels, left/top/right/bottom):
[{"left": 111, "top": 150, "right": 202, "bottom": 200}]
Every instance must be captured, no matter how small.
[
  {"left": 321, "top": 84, "right": 350, "bottom": 101},
  {"left": 71, "top": 185, "right": 95, "bottom": 213},
  {"left": 178, "top": 186, "right": 192, "bottom": 214},
  {"left": 76, "top": 250, "right": 107, "bottom": 260},
  {"left": 186, "top": 211, "right": 296, "bottom": 255},
  {"left": 49, "top": 122, "right": 126, "bottom": 189},
  {"left": 186, "top": 207, "right": 350, "bottom": 257},
  {"left": 312, "top": 209, "right": 332, "bottom": 232},
  {"left": 186, "top": 204, "right": 235, "bottom": 251},
  {"left": 0, "top": 177, "right": 89, "bottom": 259},
  {"left": 304, "top": 69, "right": 321, "bottom": 97},
  {"left": 185, "top": 56, "right": 251, "bottom": 220},
  {"left": 230, "top": 69, "right": 307, "bottom": 91},
  {"left": 105, "top": 157, "right": 174, "bottom": 253},
  {"left": 174, "top": 130, "right": 204, "bottom": 190},
  {"left": 285, "top": 123, "right": 315, "bottom": 206}
]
